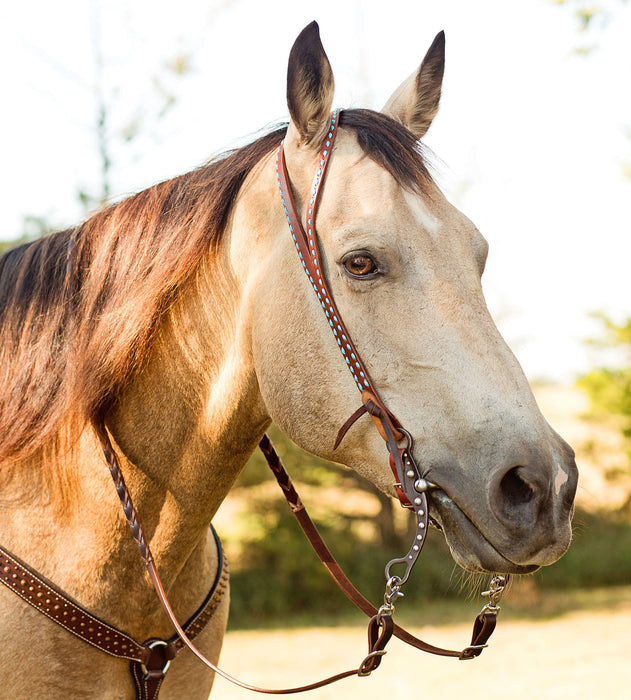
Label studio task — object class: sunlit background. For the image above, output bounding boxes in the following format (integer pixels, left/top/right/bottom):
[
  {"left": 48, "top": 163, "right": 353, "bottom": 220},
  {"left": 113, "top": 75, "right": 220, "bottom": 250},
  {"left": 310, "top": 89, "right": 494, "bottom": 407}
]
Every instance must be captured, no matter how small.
[
  {"left": 2, "top": 0, "right": 630, "bottom": 383},
  {"left": 2, "top": 2, "right": 631, "bottom": 696}
]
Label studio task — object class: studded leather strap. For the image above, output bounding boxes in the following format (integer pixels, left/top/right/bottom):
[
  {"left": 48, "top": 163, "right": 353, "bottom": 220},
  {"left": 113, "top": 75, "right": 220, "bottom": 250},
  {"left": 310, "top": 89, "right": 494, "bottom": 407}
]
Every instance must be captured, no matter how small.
[
  {"left": 273, "top": 111, "right": 499, "bottom": 660},
  {"left": 0, "top": 526, "right": 229, "bottom": 700},
  {"left": 275, "top": 114, "right": 420, "bottom": 512}
]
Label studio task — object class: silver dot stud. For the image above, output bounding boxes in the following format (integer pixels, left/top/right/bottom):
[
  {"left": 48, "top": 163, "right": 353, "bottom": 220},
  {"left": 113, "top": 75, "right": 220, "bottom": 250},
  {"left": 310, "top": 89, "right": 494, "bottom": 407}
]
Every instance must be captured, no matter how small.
[{"left": 414, "top": 478, "right": 430, "bottom": 493}]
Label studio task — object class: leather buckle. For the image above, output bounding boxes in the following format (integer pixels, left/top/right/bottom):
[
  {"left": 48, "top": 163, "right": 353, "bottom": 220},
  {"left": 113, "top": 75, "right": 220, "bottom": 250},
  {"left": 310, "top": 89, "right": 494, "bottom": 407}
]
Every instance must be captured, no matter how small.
[{"left": 459, "top": 643, "right": 488, "bottom": 660}]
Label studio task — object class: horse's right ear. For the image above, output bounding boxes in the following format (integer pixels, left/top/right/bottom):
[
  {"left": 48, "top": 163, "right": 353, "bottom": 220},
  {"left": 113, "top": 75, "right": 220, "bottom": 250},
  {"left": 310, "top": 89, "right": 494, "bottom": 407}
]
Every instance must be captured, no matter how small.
[
  {"left": 382, "top": 31, "right": 445, "bottom": 139},
  {"left": 286, "top": 22, "right": 335, "bottom": 148}
]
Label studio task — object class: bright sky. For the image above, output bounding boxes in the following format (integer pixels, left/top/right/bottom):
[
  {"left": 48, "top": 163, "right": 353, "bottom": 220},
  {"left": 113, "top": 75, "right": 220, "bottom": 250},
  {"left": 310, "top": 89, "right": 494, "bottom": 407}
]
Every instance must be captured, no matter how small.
[{"left": 1, "top": 0, "right": 630, "bottom": 383}]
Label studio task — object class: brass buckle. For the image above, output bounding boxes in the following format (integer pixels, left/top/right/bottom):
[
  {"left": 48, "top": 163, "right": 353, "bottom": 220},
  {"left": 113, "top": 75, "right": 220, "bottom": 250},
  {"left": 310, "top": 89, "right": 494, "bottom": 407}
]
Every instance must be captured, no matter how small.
[
  {"left": 357, "top": 649, "right": 387, "bottom": 677},
  {"left": 459, "top": 643, "right": 488, "bottom": 660}
]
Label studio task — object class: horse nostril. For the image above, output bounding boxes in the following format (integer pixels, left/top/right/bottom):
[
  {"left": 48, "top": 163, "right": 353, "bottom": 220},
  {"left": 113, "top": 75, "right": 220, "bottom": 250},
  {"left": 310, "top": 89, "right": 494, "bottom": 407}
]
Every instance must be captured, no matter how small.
[{"left": 499, "top": 466, "right": 535, "bottom": 509}]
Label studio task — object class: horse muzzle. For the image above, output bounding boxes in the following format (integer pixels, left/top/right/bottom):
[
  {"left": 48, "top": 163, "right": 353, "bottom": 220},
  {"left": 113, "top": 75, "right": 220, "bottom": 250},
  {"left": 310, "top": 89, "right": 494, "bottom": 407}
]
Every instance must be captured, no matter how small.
[{"left": 425, "top": 449, "right": 578, "bottom": 574}]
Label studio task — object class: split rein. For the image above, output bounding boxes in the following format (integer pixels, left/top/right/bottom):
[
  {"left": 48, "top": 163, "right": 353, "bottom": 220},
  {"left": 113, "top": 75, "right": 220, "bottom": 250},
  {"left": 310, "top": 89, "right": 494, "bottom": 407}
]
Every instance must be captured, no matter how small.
[{"left": 94, "top": 110, "right": 507, "bottom": 693}]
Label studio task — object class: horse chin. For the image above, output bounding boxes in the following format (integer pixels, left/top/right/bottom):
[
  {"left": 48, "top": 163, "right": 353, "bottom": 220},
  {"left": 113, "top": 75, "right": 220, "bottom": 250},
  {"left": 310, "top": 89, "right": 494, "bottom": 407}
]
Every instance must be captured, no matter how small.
[{"left": 428, "top": 490, "right": 540, "bottom": 575}]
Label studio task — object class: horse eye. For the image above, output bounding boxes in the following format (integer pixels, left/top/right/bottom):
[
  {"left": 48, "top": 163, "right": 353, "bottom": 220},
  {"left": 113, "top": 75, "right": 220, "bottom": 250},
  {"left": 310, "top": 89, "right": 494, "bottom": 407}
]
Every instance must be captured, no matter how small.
[{"left": 343, "top": 253, "right": 378, "bottom": 277}]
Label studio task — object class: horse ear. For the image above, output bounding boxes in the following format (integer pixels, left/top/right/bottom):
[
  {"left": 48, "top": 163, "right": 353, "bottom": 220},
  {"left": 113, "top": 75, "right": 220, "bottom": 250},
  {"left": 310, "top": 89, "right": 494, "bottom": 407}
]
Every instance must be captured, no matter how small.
[
  {"left": 382, "top": 31, "right": 445, "bottom": 139},
  {"left": 286, "top": 21, "right": 335, "bottom": 147}
]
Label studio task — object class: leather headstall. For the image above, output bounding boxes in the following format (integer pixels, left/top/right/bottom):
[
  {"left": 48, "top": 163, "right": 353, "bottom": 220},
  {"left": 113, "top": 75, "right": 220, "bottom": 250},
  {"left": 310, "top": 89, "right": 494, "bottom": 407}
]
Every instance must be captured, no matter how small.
[
  {"left": 275, "top": 111, "right": 433, "bottom": 575},
  {"left": 272, "top": 109, "right": 506, "bottom": 663}
]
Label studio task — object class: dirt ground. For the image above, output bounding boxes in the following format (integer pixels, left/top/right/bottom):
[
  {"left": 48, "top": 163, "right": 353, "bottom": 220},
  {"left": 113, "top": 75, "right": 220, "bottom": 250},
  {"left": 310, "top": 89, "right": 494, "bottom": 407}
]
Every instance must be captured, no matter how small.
[{"left": 211, "top": 594, "right": 631, "bottom": 699}]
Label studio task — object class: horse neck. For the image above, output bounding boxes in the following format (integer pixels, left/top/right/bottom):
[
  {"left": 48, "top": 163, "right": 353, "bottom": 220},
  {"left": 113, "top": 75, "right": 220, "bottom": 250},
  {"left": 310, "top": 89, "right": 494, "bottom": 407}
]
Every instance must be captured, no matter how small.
[
  {"left": 0, "top": 245, "right": 268, "bottom": 634},
  {"left": 104, "top": 249, "right": 269, "bottom": 567}
]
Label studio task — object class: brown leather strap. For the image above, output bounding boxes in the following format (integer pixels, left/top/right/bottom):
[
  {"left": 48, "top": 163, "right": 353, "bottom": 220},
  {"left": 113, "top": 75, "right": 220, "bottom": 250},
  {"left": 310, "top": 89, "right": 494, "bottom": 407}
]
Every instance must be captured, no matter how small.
[
  {"left": 0, "top": 525, "right": 229, "bottom": 700},
  {"left": 128, "top": 529, "right": 230, "bottom": 700},
  {"left": 144, "top": 550, "right": 392, "bottom": 694},
  {"left": 276, "top": 115, "right": 389, "bottom": 417},
  {"left": 0, "top": 546, "right": 150, "bottom": 662}
]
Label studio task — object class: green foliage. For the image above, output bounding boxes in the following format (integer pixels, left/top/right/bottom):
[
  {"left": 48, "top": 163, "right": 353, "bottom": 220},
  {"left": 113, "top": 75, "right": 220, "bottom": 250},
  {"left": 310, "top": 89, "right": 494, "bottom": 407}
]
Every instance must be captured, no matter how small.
[
  {"left": 227, "top": 496, "right": 457, "bottom": 629},
  {"left": 235, "top": 425, "right": 348, "bottom": 489},
  {"left": 227, "top": 491, "right": 631, "bottom": 629},
  {"left": 536, "top": 508, "right": 631, "bottom": 588},
  {"left": 577, "top": 314, "right": 631, "bottom": 458},
  {"left": 225, "top": 425, "right": 631, "bottom": 629},
  {"left": 552, "top": 0, "right": 630, "bottom": 55},
  {"left": 226, "top": 425, "right": 461, "bottom": 629},
  {"left": 226, "top": 412, "right": 631, "bottom": 628}
]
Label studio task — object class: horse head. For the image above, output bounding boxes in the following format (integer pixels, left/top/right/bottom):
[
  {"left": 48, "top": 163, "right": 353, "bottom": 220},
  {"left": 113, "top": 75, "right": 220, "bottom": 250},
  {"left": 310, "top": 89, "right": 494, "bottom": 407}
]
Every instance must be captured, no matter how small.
[{"left": 240, "top": 23, "right": 578, "bottom": 575}]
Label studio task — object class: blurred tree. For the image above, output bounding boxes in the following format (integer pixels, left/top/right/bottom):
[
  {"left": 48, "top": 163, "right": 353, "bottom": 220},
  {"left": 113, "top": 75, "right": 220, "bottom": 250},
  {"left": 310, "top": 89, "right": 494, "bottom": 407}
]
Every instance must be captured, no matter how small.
[
  {"left": 578, "top": 314, "right": 631, "bottom": 464},
  {"left": 558, "top": 0, "right": 631, "bottom": 468},
  {"left": 552, "top": 0, "right": 629, "bottom": 54},
  {"left": 10, "top": 0, "right": 243, "bottom": 235},
  {"left": 80, "top": 0, "right": 197, "bottom": 211}
]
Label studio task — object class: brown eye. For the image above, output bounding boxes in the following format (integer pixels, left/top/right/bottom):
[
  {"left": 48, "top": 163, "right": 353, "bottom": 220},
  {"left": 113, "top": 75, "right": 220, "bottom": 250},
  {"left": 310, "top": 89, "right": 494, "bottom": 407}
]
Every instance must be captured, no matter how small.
[{"left": 343, "top": 253, "right": 378, "bottom": 277}]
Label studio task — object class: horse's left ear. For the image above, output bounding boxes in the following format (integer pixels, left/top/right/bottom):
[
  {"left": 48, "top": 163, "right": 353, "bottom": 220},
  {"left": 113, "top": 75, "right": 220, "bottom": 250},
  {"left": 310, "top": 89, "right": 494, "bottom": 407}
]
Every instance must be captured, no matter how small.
[
  {"left": 382, "top": 31, "right": 445, "bottom": 139},
  {"left": 286, "top": 21, "right": 335, "bottom": 147}
]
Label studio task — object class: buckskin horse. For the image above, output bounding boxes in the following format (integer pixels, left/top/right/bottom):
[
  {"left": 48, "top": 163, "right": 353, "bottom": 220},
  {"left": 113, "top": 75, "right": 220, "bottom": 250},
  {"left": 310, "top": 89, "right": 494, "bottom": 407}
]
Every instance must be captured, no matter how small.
[{"left": 0, "top": 21, "right": 577, "bottom": 699}]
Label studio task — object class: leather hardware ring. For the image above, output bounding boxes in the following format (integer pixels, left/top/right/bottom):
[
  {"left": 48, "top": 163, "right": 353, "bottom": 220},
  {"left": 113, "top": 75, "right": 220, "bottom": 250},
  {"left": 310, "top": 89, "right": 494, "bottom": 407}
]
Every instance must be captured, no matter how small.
[{"left": 140, "top": 640, "right": 172, "bottom": 678}]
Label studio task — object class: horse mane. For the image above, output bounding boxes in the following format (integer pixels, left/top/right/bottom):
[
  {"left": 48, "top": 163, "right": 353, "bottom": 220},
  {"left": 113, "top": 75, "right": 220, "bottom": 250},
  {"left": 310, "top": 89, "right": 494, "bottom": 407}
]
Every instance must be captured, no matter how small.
[{"left": 0, "top": 109, "right": 431, "bottom": 464}]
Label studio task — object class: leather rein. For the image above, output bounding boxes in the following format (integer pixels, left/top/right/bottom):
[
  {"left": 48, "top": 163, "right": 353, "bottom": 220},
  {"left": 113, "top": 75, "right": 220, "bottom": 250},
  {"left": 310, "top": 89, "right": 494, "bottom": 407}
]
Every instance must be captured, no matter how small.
[{"left": 0, "top": 111, "right": 508, "bottom": 697}]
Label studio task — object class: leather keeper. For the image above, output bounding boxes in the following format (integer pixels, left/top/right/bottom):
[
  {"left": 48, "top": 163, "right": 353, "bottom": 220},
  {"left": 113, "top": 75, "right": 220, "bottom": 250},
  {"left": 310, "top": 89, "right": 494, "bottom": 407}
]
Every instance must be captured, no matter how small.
[{"left": 361, "top": 391, "right": 404, "bottom": 443}]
